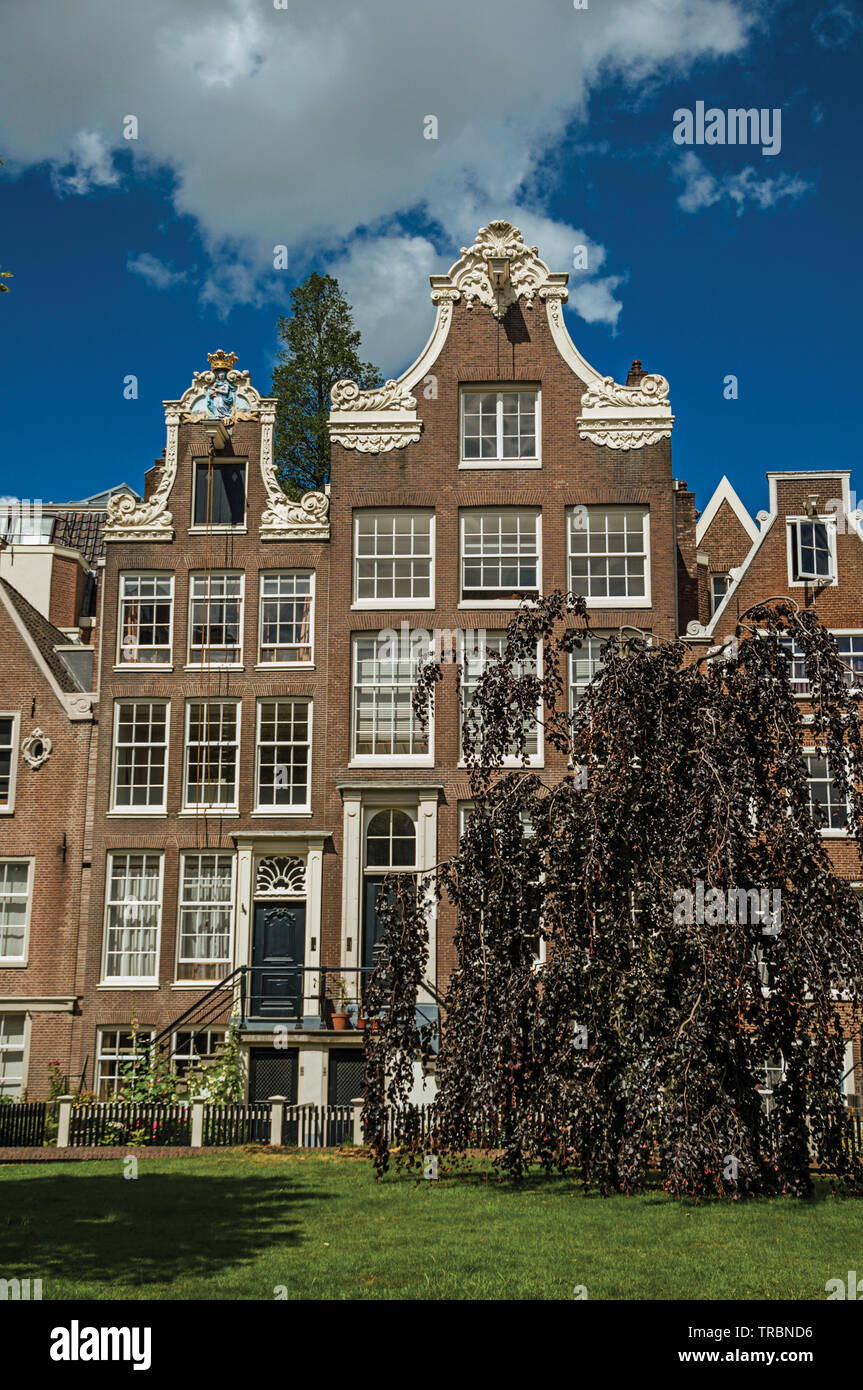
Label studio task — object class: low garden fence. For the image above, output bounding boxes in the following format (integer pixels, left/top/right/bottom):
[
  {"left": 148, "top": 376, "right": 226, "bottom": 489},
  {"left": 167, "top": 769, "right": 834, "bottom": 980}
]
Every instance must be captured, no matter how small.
[
  {"left": 0, "top": 1100, "right": 46, "bottom": 1147},
  {"left": 68, "top": 1102, "right": 192, "bottom": 1148},
  {"left": 47, "top": 1099, "right": 367, "bottom": 1149},
  {"left": 202, "top": 1102, "right": 270, "bottom": 1146}
]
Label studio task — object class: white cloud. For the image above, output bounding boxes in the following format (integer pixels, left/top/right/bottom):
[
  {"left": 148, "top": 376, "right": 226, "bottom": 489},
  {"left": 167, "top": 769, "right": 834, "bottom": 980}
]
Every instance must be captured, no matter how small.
[
  {"left": 812, "top": 5, "right": 860, "bottom": 48},
  {"left": 127, "top": 252, "right": 190, "bottom": 290},
  {"left": 0, "top": 0, "right": 753, "bottom": 364},
  {"left": 51, "top": 130, "right": 119, "bottom": 196},
  {"left": 674, "top": 152, "right": 813, "bottom": 216},
  {"left": 569, "top": 275, "right": 626, "bottom": 328}
]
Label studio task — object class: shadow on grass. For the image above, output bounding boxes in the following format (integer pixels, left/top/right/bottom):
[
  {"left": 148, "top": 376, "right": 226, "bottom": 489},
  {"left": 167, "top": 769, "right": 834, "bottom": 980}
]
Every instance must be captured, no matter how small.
[
  {"left": 377, "top": 1160, "right": 845, "bottom": 1207},
  {"left": 0, "top": 1167, "right": 330, "bottom": 1292}
]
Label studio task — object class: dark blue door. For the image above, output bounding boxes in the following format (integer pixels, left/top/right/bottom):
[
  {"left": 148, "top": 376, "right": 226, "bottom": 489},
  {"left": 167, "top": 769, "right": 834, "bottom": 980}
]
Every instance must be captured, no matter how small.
[
  {"left": 250, "top": 901, "right": 305, "bottom": 1021},
  {"left": 362, "top": 876, "right": 387, "bottom": 974}
]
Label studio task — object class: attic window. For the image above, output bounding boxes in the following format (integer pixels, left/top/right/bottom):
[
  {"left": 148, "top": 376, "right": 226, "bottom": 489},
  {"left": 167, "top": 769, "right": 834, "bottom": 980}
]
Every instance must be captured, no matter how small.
[
  {"left": 789, "top": 519, "right": 833, "bottom": 583},
  {"left": 193, "top": 460, "right": 246, "bottom": 528}
]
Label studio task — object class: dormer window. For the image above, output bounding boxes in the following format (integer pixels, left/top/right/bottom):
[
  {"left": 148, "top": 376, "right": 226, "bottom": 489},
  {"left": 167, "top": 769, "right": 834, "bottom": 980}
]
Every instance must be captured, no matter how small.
[
  {"left": 788, "top": 519, "right": 835, "bottom": 584},
  {"left": 192, "top": 459, "right": 247, "bottom": 529},
  {"left": 460, "top": 388, "right": 539, "bottom": 465}
]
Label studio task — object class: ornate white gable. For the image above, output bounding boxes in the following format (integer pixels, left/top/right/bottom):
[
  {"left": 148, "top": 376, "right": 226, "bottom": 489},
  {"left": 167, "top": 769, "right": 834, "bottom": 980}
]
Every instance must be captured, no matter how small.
[
  {"left": 329, "top": 221, "right": 674, "bottom": 454},
  {"left": 104, "top": 353, "right": 330, "bottom": 542}
]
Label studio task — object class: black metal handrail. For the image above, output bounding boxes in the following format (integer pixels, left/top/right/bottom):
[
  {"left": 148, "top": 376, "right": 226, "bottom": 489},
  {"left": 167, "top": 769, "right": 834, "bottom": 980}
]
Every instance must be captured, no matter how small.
[{"left": 148, "top": 963, "right": 443, "bottom": 1060}]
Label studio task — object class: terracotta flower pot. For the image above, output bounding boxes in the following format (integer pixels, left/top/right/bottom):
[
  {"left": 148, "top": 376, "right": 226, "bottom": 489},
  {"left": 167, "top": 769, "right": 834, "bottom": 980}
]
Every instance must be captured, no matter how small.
[{"left": 331, "top": 1011, "right": 351, "bottom": 1031}]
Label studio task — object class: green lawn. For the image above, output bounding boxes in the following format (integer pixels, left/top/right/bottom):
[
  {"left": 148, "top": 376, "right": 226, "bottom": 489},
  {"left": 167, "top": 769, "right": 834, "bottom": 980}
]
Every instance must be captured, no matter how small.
[{"left": 1, "top": 1150, "right": 861, "bottom": 1300}]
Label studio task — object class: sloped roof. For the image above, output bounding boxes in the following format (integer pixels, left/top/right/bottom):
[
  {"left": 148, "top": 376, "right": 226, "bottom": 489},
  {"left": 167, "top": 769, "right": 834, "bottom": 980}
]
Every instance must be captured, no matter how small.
[
  {"left": 51, "top": 509, "right": 109, "bottom": 562},
  {"left": 0, "top": 577, "right": 83, "bottom": 692}
]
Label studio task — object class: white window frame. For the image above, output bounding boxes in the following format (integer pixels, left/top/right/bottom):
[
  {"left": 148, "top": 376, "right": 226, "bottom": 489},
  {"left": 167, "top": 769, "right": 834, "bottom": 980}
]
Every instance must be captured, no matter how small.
[
  {"left": 710, "top": 574, "right": 730, "bottom": 615},
  {"left": 257, "top": 570, "right": 315, "bottom": 667},
  {"left": 567, "top": 634, "right": 612, "bottom": 710},
  {"left": 459, "top": 386, "right": 541, "bottom": 467},
  {"left": 350, "top": 632, "right": 434, "bottom": 767},
  {"left": 116, "top": 572, "right": 174, "bottom": 667},
  {"left": 175, "top": 851, "right": 236, "bottom": 983},
  {"left": 95, "top": 1027, "right": 154, "bottom": 1099},
  {"left": 352, "top": 509, "right": 436, "bottom": 609},
  {"left": 459, "top": 507, "right": 542, "bottom": 608},
  {"left": 0, "top": 711, "right": 20, "bottom": 815},
  {"left": 254, "top": 698, "right": 312, "bottom": 814},
  {"left": 187, "top": 571, "right": 245, "bottom": 668},
  {"left": 804, "top": 748, "right": 850, "bottom": 837},
  {"left": 458, "top": 631, "right": 544, "bottom": 768},
  {"left": 0, "top": 1011, "right": 28, "bottom": 1098},
  {"left": 110, "top": 700, "right": 170, "bottom": 814},
  {"left": 786, "top": 516, "right": 838, "bottom": 588},
  {"left": 101, "top": 851, "right": 164, "bottom": 985},
  {"left": 190, "top": 457, "right": 249, "bottom": 533},
  {"left": 832, "top": 631, "right": 863, "bottom": 695},
  {"left": 567, "top": 505, "right": 651, "bottom": 609},
  {"left": 171, "top": 1027, "right": 226, "bottom": 1075},
  {"left": 183, "top": 699, "right": 241, "bottom": 812},
  {"left": 0, "top": 857, "right": 33, "bottom": 966},
  {"left": 363, "top": 806, "right": 419, "bottom": 872}
]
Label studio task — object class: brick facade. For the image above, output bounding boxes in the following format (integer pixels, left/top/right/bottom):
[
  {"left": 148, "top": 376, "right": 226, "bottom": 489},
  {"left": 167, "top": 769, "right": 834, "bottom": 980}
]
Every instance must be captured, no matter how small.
[{"left": 2, "top": 226, "right": 861, "bottom": 1106}]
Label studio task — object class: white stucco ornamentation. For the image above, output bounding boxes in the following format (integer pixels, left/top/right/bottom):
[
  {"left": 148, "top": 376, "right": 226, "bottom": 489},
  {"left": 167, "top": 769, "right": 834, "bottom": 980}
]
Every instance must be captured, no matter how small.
[
  {"left": 21, "top": 727, "right": 52, "bottom": 769},
  {"left": 255, "top": 855, "right": 307, "bottom": 897},
  {"left": 442, "top": 220, "right": 555, "bottom": 318},
  {"left": 330, "top": 379, "right": 417, "bottom": 412},
  {"left": 107, "top": 356, "right": 330, "bottom": 541},
  {"left": 104, "top": 412, "right": 179, "bottom": 542},
  {"left": 329, "top": 378, "right": 422, "bottom": 453},
  {"left": 259, "top": 408, "right": 330, "bottom": 539},
  {"left": 580, "top": 375, "right": 670, "bottom": 410},
  {"left": 328, "top": 221, "right": 674, "bottom": 454},
  {"left": 577, "top": 374, "right": 674, "bottom": 450}
]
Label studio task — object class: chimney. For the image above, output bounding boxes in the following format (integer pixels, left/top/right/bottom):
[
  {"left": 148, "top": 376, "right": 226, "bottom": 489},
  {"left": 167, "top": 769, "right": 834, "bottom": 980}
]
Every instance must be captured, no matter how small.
[{"left": 626, "top": 359, "right": 646, "bottom": 386}]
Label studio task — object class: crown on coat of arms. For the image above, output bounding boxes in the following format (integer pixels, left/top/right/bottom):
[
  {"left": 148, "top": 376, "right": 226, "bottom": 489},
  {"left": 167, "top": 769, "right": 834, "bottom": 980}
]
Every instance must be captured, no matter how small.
[{"left": 207, "top": 349, "right": 238, "bottom": 372}]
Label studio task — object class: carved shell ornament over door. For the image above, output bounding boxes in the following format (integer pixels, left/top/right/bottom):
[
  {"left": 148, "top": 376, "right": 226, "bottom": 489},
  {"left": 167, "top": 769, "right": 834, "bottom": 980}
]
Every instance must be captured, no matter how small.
[
  {"left": 255, "top": 856, "right": 307, "bottom": 897},
  {"left": 21, "top": 728, "right": 52, "bottom": 769}
]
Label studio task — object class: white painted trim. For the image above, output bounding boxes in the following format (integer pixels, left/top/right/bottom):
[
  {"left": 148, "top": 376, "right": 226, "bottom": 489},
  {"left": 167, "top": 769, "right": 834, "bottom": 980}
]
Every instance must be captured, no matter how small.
[
  {"left": 191, "top": 453, "right": 249, "bottom": 530},
  {"left": 0, "top": 997, "right": 75, "bottom": 1011},
  {"left": 458, "top": 385, "right": 541, "bottom": 467},
  {"left": 183, "top": 696, "right": 241, "bottom": 813},
  {"left": 116, "top": 570, "right": 175, "bottom": 668},
  {"left": 349, "top": 631, "right": 435, "bottom": 766},
  {"left": 0, "top": 711, "right": 20, "bottom": 814},
  {"left": 785, "top": 516, "right": 839, "bottom": 589},
  {"left": 111, "top": 697, "right": 170, "bottom": 813},
  {"left": 767, "top": 471, "right": 852, "bottom": 517},
  {"left": 0, "top": 583, "right": 93, "bottom": 720},
  {"left": 566, "top": 505, "right": 651, "bottom": 609},
  {"left": 100, "top": 849, "right": 164, "bottom": 986},
  {"left": 187, "top": 568, "right": 245, "bottom": 668},
  {"left": 174, "top": 848, "right": 237, "bottom": 985},
  {"left": 459, "top": 505, "right": 542, "bottom": 605},
  {"left": 0, "top": 855, "right": 33, "bottom": 966},
  {"left": 257, "top": 567, "right": 315, "bottom": 667},
  {"left": 253, "top": 695, "right": 312, "bottom": 814},
  {"left": 695, "top": 475, "right": 759, "bottom": 548},
  {"left": 351, "top": 509, "right": 436, "bottom": 609}
]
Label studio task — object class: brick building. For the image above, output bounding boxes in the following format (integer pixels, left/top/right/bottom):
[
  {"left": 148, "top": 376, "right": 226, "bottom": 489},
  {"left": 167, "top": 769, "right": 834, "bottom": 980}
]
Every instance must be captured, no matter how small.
[
  {"left": 1, "top": 221, "right": 860, "bottom": 1105},
  {"left": 690, "top": 469, "right": 863, "bottom": 1099}
]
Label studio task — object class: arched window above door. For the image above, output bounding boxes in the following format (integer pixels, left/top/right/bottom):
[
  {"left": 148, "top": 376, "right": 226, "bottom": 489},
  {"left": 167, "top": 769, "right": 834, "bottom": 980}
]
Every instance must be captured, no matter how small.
[{"left": 364, "top": 809, "right": 416, "bottom": 870}]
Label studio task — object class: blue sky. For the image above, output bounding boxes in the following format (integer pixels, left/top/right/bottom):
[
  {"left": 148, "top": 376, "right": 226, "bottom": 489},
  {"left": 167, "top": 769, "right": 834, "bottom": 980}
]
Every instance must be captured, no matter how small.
[{"left": 0, "top": 0, "right": 860, "bottom": 520}]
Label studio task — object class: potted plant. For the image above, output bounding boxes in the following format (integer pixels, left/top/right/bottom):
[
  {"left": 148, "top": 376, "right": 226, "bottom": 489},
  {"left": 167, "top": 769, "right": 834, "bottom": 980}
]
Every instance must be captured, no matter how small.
[{"left": 331, "top": 977, "right": 351, "bottom": 1031}]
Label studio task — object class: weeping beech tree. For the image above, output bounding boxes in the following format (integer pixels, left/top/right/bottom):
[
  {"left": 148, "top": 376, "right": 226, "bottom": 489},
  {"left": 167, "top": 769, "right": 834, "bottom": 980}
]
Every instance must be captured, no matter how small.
[{"left": 362, "top": 592, "right": 863, "bottom": 1196}]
